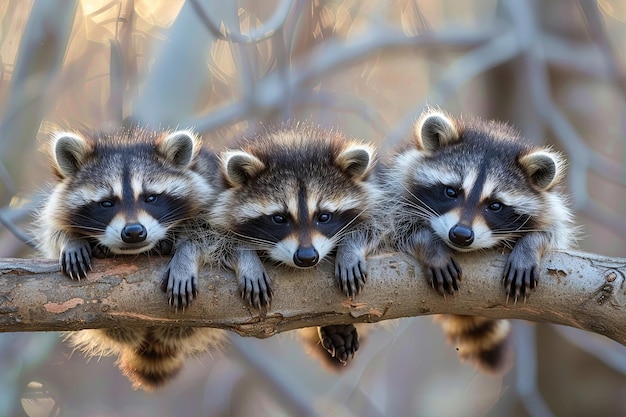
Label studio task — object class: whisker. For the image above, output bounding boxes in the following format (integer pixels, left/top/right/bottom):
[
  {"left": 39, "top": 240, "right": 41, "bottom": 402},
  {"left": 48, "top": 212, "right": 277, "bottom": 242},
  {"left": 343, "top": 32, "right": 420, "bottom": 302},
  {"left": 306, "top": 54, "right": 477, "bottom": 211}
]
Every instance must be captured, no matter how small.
[{"left": 400, "top": 183, "right": 439, "bottom": 218}]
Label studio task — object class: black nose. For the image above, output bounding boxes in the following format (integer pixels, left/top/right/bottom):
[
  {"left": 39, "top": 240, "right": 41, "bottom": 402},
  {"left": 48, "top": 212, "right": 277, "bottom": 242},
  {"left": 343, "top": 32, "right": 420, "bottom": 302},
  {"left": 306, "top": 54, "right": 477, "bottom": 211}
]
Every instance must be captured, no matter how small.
[
  {"left": 121, "top": 223, "right": 147, "bottom": 243},
  {"left": 293, "top": 247, "right": 320, "bottom": 267},
  {"left": 449, "top": 224, "right": 474, "bottom": 247}
]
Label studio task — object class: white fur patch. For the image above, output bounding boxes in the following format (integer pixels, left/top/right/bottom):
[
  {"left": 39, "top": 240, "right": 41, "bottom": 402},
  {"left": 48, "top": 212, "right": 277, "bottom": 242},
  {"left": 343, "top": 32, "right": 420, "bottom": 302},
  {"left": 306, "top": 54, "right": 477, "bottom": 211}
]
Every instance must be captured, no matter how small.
[
  {"left": 101, "top": 212, "right": 167, "bottom": 254},
  {"left": 468, "top": 218, "right": 497, "bottom": 250},
  {"left": 494, "top": 190, "right": 542, "bottom": 216},
  {"left": 462, "top": 168, "right": 479, "bottom": 194},
  {"left": 430, "top": 211, "right": 458, "bottom": 245},
  {"left": 430, "top": 211, "right": 497, "bottom": 251},
  {"left": 309, "top": 191, "right": 362, "bottom": 214},
  {"left": 66, "top": 185, "right": 116, "bottom": 207},
  {"left": 312, "top": 233, "right": 335, "bottom": 262},
  {"left": 268, "top": 237, "right": 299, "bottom": 266},
  {"left": 238, "top": 201, "right": 286, "bottom": 221},
  {"left": 415, "top": 166, "right": 461, "bottom": 188}
]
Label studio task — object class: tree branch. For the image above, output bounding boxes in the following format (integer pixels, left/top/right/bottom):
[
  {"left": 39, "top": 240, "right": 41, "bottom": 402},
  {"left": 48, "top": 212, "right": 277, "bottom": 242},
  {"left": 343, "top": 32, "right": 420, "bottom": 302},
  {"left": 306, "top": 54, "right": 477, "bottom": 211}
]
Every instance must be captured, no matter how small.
[{"left": 0, "top": 250, "right": 625, "bottom": 346}]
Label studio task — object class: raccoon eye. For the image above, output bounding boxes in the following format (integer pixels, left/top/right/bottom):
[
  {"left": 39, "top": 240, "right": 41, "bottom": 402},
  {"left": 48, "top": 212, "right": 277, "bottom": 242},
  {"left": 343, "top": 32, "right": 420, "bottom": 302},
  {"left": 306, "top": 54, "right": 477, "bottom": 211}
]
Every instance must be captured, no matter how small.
[
  {"left": 144, "top": 194, "right": 158, "bottom": 203},
  {"left": 271, "top": 214, "right": 288, "bottom": 224},
  {"left": 487, "top": 201, "right": 503, "bottom": 211},
  {"left": 317, "top": 213, "right": 332, "bottom": 223},
  {"left": 99, "top": 200, "right": 114, "bottom": 208},
  {"left": 445, "top": 186, "right": 458, "bottom": 199}
]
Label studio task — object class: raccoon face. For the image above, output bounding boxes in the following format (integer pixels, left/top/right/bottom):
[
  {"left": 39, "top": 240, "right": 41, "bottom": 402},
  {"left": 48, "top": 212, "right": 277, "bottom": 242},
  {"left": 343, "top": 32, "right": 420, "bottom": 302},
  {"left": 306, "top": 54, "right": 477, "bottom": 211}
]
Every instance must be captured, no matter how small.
[
  {"left": 406, "top": 110, "right": 564, "bottom": 252},
  {"left": 216, "top": 134, "right": 376, "bottom": 268},
  {"left": 234, "top": 194, "right": 362, "bottom": 268},
  {"left": 52, "top": 129, "right": 204, "bottom": 254}
]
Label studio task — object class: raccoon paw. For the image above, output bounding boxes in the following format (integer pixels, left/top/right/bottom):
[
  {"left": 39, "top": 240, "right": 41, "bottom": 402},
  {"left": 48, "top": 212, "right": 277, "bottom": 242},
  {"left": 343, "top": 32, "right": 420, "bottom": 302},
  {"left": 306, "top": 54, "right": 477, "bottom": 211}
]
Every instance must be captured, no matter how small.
[
  {"left": 159, "top": 262, "right": 198, "bottom": 309},
  {"left": 61, "top": 240, "right": 92, "bottom": 280},
  {"left": 240, "top": 271, "right": 273, "bottom": 310},
  {"left": 319, "top": 324, "right": 359, "bottom": 365},
  {"left": 425, "top": 257, "right": 462, "bottom": 296},
  {"left": 334, "top": 252, "right": 367, "bottom": 297},
  {"left": 503, "top": 257, "right": 538, "bottom": 302}
]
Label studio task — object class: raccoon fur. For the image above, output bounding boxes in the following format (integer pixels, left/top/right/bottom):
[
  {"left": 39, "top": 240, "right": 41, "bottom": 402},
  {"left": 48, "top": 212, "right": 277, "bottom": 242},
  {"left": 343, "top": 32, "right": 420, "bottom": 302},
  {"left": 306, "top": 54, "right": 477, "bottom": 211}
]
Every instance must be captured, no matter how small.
[
  {"left": 185, "top": 124, "right": 383, "bottom": 365},
  {"left": 36, "top": 127, "right": 226, "bottom": 390},
  {"left": 383, "top": 109, "right": 576, "bottom": 372}
]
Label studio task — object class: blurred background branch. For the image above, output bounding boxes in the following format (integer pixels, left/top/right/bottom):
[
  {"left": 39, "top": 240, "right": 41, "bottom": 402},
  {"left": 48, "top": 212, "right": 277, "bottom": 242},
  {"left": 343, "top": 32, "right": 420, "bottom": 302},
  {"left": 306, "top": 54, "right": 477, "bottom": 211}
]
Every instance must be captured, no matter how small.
[{"left": 0, "top": 1, "right": 625, "bottom": 416}]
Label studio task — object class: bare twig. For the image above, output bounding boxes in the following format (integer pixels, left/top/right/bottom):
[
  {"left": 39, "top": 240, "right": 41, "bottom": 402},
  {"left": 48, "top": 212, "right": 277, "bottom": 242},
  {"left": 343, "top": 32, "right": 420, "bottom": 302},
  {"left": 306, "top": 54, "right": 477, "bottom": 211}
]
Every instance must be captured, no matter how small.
[
  {"left": 188, "top": 25, "right": 503, "bottom": 132},
  {"left": 189, "top": 0, "right": 295, "bottom": 44}
]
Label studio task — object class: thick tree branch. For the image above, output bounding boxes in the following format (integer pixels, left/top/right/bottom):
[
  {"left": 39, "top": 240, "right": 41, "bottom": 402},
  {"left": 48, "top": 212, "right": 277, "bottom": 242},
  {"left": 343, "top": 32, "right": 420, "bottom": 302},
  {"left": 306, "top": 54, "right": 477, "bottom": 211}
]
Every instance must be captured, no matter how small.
[{"left": 0, "top": 251, "right": 625, "bottom": 346}]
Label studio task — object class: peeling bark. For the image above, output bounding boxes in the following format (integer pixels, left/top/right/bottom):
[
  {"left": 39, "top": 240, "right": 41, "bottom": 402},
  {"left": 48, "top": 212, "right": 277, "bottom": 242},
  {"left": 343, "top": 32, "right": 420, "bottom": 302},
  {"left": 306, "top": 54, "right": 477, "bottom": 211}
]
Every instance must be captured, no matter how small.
[{"left": 0, "top": 250, "right": 624, "bottom": 345}]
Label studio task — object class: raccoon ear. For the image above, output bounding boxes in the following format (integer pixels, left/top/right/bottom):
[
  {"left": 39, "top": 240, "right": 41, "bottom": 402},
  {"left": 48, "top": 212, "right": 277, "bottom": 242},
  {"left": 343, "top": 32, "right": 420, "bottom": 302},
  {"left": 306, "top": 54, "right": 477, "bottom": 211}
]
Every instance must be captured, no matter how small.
[
  {"left": 413, "top": 111, "right": 459, "bottom": 152},
  {"left": 518, "top": 149, "right": 563, "bottom": 190},
  {"left": 221, "top": 150, "right": 266, "bottom": 187},
  {"left": 335, "top": 144, "right": 375, "bottom": 179},
  {"left": 52, "top": 132, "right": 93, "bottom": 178},
  {"left": 157, "top": 130, "right": 199, "bottom": 168}
]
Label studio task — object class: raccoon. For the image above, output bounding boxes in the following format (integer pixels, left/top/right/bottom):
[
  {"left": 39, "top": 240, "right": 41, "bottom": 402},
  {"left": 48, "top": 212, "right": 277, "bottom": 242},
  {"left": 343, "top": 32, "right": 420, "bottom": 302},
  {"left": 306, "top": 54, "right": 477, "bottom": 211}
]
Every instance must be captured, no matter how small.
[
  {"left": 36, "top": 127, "right": 226, "bottom": 390},
  {"left": 203, "top": 124, "right": 382, "bottom": 364},
  {"left": 383, "top": 109, "right": 575, "bottom": 372}
]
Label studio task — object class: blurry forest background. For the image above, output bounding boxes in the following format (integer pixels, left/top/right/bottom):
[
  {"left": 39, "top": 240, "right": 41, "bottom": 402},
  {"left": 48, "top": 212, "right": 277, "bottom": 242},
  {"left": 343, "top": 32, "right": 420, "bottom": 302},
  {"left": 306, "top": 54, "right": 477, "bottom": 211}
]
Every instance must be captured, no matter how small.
[{"left": 1, "top": 0, "right": 626, "bottom": 416}]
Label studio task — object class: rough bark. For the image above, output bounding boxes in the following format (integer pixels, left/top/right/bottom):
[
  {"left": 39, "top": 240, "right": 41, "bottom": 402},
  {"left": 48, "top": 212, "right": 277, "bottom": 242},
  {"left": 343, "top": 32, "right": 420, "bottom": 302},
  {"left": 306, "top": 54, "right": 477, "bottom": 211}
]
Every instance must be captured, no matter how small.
[{"left": 0, "top": 250, "right": 624, "bottom": 345}]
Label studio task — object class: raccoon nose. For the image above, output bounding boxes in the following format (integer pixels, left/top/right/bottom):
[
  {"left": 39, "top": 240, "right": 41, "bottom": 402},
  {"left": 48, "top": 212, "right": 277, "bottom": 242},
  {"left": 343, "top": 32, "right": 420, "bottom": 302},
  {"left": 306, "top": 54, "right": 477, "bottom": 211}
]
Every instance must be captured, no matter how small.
[
  {"left": 121, "top": 223, "right": 147, "bottom": 243},
  {"left": 449, "top": 224, "right": 474, "bottom": 247},
  {"left": 293, "top": 247, "right": 320, "bottom": 267}
]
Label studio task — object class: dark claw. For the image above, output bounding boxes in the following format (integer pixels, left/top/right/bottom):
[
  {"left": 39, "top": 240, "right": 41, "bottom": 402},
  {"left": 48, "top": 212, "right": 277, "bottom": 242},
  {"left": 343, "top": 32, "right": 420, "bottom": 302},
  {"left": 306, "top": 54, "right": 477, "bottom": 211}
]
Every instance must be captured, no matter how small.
[
  {"left": 159, "top": 267, "right": 197, "bottom": 310},
  {"left": 335, "top": 259, "right": 367, "bottom": 298},
  {"left": 427, "top": 257, "right": 461, "bottom": 297},
  {"left": 319, "top": 324, "right": 360, "bottom": 364},
  {"left": 240, "top": 273, "right": 273, "bottom": 310},
  {"left": 503, "top": 259, "right": 539, "bottom": 303},
  {"left": 61, "top": 241, "right": 92, "bottom": 280}
]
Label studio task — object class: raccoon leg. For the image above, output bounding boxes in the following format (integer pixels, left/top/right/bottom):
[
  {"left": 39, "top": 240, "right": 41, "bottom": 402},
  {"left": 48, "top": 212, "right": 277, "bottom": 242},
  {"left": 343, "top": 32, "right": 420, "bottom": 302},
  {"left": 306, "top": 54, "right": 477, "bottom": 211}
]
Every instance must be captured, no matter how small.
[
  {"left": 335, "top": 242, "right": 367, "bottom": 297},
  {"left": 60, "top": 238, "right": 92, "bottom": 280},
  {"left": 235, "top": 248, "right": 273, "bottom": 309},
  {"left": 503, "top": 233, "right": 544, "bottom": 301},
  {"left": 410, "top": 228, "right": 462, "bottom": 296},
  {"left": 160, "top": 239, "right": 199, "bottom": 309},
  {"left": 318, "top": 324, "right": 360, "bottom": 365}
]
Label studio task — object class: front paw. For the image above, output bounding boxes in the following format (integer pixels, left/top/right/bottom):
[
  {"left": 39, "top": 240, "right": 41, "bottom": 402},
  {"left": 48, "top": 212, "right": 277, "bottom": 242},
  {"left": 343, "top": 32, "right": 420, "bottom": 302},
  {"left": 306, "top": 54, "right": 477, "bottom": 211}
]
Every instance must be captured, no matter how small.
[
  {"left": 239, "top": 270, "right": 273, "bottom": 309},
  {"left": 319, "top": 324, "right": 359, "bottom": 364},
  {"left": 503, "top": 256, "right": 538, "bottom": 301},
  {"left": 61, "top": 240, "right": 92, "bottom": 280},
  {"left": 424, "top": 257, "right": 462, "bottom": 296},
  {"left": 335, "top": 250, "right": 367, "bottom": 297},
  {"left": 160, "top": 259, "right": 198, "bottom": 309}
]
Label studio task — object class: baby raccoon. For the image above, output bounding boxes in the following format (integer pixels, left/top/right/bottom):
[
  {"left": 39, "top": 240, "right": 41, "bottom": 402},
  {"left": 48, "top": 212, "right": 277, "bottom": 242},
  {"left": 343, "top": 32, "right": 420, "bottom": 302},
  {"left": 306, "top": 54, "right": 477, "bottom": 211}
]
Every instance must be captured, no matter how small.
[
  {"left": 383, "top": 109, "right": 575, "bottom": 372},
  {"left": 36, "top": 127, "right": 226, "bottom": 390},
  {"left": 204, "top": 124, "right": 382, "bottom": 364}
]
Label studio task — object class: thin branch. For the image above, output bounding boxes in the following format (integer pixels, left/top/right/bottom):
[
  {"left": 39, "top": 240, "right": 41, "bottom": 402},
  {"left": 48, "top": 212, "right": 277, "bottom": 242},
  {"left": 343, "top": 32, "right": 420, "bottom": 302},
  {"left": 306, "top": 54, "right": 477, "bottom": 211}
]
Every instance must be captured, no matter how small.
[
  {"left": 188, "top": 24, "right": 504, "bottom": 132},
  {"left": 189, "top": 0, "right": 295, "bottom": 44},
  {"left": 0, "top": 250, "right": 625, "bottom": 348}
]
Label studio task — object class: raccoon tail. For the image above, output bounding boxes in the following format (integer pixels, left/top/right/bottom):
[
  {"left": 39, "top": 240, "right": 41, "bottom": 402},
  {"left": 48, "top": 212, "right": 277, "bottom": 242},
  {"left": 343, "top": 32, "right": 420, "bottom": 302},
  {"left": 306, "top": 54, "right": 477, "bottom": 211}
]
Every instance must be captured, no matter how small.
[
  {"left": 68, "top": 327, "right": 226, "bottom": 391},
  {"left": 435, "top": 315, "right": 513, "bottom": 374},
  {"left": 118, "top": 327, "right": 226, "bottom": 391}
]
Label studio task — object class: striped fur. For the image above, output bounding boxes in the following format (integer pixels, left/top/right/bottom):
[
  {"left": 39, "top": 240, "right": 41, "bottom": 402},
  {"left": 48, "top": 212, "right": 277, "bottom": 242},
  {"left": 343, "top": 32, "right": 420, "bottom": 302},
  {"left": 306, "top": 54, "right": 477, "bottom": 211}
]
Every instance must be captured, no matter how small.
[
  {"left": 193, "top": 124, "right": 384, "bottom": 365},
  {"left": 382, "top": 109, "right": 576, "bottom": 372},
  {"left": 37, "top": 127, "right": 226, "bottom": 390}
]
